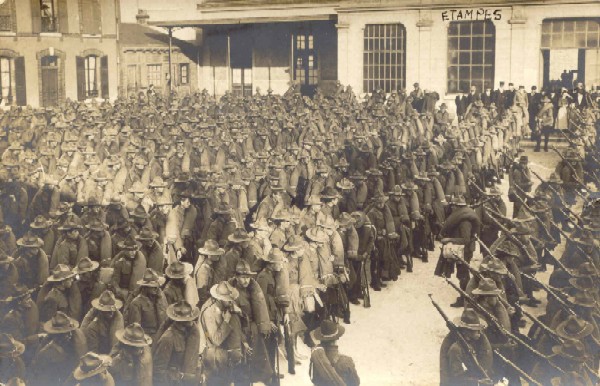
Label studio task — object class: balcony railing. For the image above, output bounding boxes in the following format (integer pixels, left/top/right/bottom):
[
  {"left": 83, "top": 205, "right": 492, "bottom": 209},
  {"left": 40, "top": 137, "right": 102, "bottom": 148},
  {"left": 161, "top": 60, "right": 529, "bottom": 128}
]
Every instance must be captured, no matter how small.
[
  {"left": 41, "top": 16, "right": 58, "bottom": 33},
  {"left": 0, "top": 15, "right": 13, "bottom": 32}
]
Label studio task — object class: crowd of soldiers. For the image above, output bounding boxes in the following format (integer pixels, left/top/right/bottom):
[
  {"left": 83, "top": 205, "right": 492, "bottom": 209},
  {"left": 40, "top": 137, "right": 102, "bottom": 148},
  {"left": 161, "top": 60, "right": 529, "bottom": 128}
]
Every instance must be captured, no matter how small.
[
  {"left": 0, "top": 79, "right": 597, "bottom": 386},
  {"left": 437, "top": 84, "right": 600, "bottom": 385}
]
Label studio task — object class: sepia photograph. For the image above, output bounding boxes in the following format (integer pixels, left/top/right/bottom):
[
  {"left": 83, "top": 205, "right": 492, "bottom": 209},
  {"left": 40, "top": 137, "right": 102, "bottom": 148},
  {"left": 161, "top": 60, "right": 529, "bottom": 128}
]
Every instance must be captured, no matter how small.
[{"left": 0, "top": 0, "right": 599, "bottom": 385}]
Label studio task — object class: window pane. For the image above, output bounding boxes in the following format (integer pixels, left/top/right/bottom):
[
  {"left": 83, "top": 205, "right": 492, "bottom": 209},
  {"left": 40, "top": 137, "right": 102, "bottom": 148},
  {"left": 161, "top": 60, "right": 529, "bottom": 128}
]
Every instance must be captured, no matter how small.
[
  {"left": 459, "top": 37, "right": 471, "bottom": 50},
  {"left": 448, "top": 37, "right": 459, "bottom": 51},
  {"left": 459, "top": 52, "right": 470, "bottom": 64},
  {"left": 472, "top": 36, "right": 483, "bottom": 50},
  {"left": 363, "top": 24, "right": 406, "bottom": 93},
  {"left": 472, "top": 51, "right": 483, "bottom": 64}
]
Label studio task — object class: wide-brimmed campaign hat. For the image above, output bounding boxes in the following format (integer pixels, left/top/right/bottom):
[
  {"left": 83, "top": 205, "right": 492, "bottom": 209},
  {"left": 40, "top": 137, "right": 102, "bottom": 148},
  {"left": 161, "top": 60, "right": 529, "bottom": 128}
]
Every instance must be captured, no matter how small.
[
  {"left": 165, "top": 261, "right": 193, "bottom": 279},
  {"left": 167, "top": 300, "right": 200, "bottom": 322},
  {"left": 228, "top": 228, "right": 251, "bottom": 243},
  {"left": 48, "top": 264, "right": 76, "bottom": 282},
  {"left": 306, "top": 227, "right": 328, "bottom": 243},
  {"left": 58, "top": 216, "right": 83, "bottom": 231},
  {"left": 0, "top": 334, "right": 25, "bottom": 358},
  {"left": 336, "top": 178, "right": 354, "bottom": 191},
  {"left": 91, "top": 290, "right": 123, "bottom": 312},
  {"left": 116, "top": 323, "right": 152, "bottom": 347},
  {"left": 556, "top": 315, "right": 594, "bottom": 340},
  {"left": 198, "top": 239, "right": 225, "bottom": 256},
  {"left": 453, "top": 309, "right": 487, "bottom": 330},
  {"left": 117, "top": 237, "right": 140, "bottom": 251},
  {"left": 30, "top": 215, "right": 51, "bottom": 229},
  {"left": 472, "top": 278, "right": 502, "bottom": 296},
  {"left": 311, "top": 320, "right": 345, "bottom": 342},
  {"left": 136, "top": 268, "right": 164, "bottom": 287},
  {"left": 73, "top": 352, "right": 112, "bottom": 381},
  {"left": 568, "top": 292, "right": 597, "bottom": 308},
  {"left": 43, "top": 311, "right": 79, "bottom": 334},
  {"left": 250, "top": 218, "right": 271, "bottom": 231},
  {"left": 479, "top": 257, "right": 508, "bottom": 276},
  {"left": 74, "top": 257, "right": 100, "bottom": 274},
  {"left": 210, "top": 281, "right": 239, "bottom": 302}
]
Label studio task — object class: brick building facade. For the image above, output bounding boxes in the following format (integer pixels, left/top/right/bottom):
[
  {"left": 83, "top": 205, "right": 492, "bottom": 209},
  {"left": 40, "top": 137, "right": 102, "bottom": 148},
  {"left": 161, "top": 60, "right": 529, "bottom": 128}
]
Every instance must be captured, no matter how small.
[{"left": 0, "top": 0, "right": 119, "bottom": 107}]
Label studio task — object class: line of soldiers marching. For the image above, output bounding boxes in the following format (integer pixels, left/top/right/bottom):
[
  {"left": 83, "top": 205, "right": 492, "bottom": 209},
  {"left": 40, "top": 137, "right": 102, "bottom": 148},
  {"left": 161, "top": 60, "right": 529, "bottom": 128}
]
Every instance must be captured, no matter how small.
[
  {"left": 0, "top": 82, "right": 597, "bottom": 385},
  {"left": 435, "top": 91, "right": 600, "bottom": 385}
]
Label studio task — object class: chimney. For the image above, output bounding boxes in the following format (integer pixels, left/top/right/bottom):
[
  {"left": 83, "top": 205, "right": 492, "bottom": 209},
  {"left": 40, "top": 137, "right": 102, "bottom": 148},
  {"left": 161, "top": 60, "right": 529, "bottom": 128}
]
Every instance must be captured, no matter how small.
[{"left": 136, "top": 9, "right": 149, "bottom": 25}]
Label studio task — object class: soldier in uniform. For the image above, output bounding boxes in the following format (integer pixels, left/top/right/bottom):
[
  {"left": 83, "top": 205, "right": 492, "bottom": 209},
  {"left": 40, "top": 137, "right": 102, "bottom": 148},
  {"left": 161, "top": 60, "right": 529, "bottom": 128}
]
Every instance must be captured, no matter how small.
[
  {"left": 111, "top": 323, "right": 153, "bottom": 386},
  {"left": 309, "top": 320, "right": 360, "bottom": 386},
  {"left": 81, "top": 290, "right": 124, "bottom": 355},
  {"left": 152, "top": 301, "right": 201, "bottom": 385},
  {"left": 124, "top": 268, "right": 167, "bottom": 337},
  {"left": 508, "top": 155, "right": 533, "bottom": 218}
]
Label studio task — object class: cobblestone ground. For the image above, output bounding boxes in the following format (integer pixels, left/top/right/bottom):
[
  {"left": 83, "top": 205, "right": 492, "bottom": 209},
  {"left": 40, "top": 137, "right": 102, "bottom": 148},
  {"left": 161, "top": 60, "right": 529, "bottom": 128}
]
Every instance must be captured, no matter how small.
[{"left": 278, "top": 149, "right": 563, "bottom": 386}]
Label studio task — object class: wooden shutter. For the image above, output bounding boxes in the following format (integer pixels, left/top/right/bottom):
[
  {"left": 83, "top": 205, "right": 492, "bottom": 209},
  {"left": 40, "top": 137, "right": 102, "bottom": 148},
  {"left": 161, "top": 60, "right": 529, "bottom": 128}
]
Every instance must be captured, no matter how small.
[
  {"left": 100, "top": 56, "right": 109, "bottom": 99},
  {"left": 30, "top": 0, "right": 41, "bottom": 33},
  {"left": 76, "top": 56, "right": 85, "bottom": 101},
  {"left": 14, "top": 57, "right": 26, "bottom": 106},
  {"left": 57, "top": 0, "right": 68, "bottom": 33},
  {"left": 80, "top": 0, "right": 100, "bottom": 35}
]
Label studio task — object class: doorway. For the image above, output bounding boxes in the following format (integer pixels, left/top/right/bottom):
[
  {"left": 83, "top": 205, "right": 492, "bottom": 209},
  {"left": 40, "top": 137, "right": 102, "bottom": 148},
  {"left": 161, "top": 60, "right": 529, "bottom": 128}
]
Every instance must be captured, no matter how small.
[{"left": 293, "top": 32, "right": 318, "bottom": 97}]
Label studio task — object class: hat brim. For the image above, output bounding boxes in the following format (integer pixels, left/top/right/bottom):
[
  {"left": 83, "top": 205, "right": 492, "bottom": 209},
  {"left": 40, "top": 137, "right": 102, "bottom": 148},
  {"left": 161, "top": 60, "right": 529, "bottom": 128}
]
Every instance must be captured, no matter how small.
[
  {"left": 43, "top": 319, "right": 79, "bottom": 334},
  {"left": 472, "top": 288, "right": 502, "bottom": 296},
  {"left": 310, "top": 324, "right": 345, "bottom": 342},
  {"left": 228, "top": 235, "right": 251, "bottom": 243},
  {"left": 453, "top": 317, "right": 487, "bottom": 330},
  {"left": 47, "top": 272, "right": 76, "bottom": 282},
  {"left": 166, "top": 306, "right": 200, "bottom": 322},
  {"left": 198, "top": 247, "right": 225, "bottom": 256},
  {"left": 210, "top": 283, "right": 239, "bottom": 302},
  {"left": 75, "top": 261, "right": 100, "bottom": 274},
  {"left": 115, "top": 329, "right": 152, "bottom": 347},
  {"left": 73, "top": 356, "right": 112, "bottom": 381},
  {"left": 556, "top": 321, "right": 594, "bottom": 340},
  {"left": 165, "top": 263, "right": 194, "bottom": 279},
  {"left": 91, "top": 297, "right": 123, "bottom": 312}
]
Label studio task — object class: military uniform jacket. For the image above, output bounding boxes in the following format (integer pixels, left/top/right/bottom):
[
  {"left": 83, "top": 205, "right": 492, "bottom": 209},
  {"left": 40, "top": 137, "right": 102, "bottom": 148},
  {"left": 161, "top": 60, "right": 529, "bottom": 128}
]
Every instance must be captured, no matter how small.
[
  {"left": 153, "top": 324, "right": 200, "bottom": 385},
  {"left": 110, "top": 252, "right": 147, "bottom": 300},
  {"left": 50, "top": 234, "right": 89, "bottom": 269},
  {"left": 81, "top": 309, "right": 124, "bottom": 355},
  {"left": 125, "top": 292, "right": 167, "bottom": 335},
  {"left": 110, "top": 345, "right": 153, "bottom": 386},
  {"left": 36, "top": 283, "right": 82, "bottom": 322}
]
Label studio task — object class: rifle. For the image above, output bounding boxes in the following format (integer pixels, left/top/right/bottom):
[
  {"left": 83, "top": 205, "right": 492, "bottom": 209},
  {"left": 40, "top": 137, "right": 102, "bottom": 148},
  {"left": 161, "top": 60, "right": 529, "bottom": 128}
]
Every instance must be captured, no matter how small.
[
  {"left": 554, "top": 225, "right": 600, "bottom": 272},
  {"left": 556, "top": 129, "right": 600, "bottom": 167},
  {"left": 429, "top": 294, "right": 492, "bottom": 382},
  {"left": 514, "top": 302, "right": 563, "bottom": 344},
  {"left": 274, "top": 280, "right": 290, "bottom": 379},
  {"left": 550, "top": 147, "right": 592, "bottom": 187},
  {"left": 445, "top": 277, "right": 567, "bottom": 375},
  {"left": 493, "top": 350, "right": 543, "bottom": 386},
  {"left": 530, "top": 169, "right": 583, "bottom": 224},
  {"left": 483, "top": 207, "right": 538, "bottom": 265},
  {"left": 362, "top": 257, "right": 371, "bottom": 308},
  {"left": 523, "top": 274, "right": 576, "bottom": 316},
  {"left": 510, "top": 184, "right": 555, "bottom": 242}
]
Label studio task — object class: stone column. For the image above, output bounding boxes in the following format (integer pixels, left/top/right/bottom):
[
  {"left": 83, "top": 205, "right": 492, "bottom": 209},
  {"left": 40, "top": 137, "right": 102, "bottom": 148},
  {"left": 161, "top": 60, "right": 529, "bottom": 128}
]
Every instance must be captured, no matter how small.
[{"left": 336, "top": 22, "right": 350, "bottom": 86}]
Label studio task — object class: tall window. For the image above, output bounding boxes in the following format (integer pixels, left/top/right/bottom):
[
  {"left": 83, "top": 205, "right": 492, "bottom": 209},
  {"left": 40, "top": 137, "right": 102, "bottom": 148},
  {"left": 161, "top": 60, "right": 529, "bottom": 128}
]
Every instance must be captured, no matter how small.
[
  {"left": 0, "top": 0, "right": 14, "bottom": 32},
  {"left": 80, "top": 0, "right": 101, "bottom": 35},
  {"left": 84, "top": 56, "right": 98, "bottom": 97},
  {"left": 542, "top": 19, "right": 600, "bottom": 49},
  {"left": 40, "top": 0, "right": 58, "bottom": 33},
  {"left": 179, "top": 63, "right": 189, "bottom": 85},
  {"left": 0, "top": 58, "right": 12, "bottom": 101},
  {"left": 294, "top": 34, "right": 318, "bottom": 86},
  {"left": 363, "top": 24, "right": 406, "bottom": 93},
  {"left": 147, "top": 64, "right": 161, "bottom": 87},
  {"left": 447, "top": 21, "right": 495, "bottom": 93}
]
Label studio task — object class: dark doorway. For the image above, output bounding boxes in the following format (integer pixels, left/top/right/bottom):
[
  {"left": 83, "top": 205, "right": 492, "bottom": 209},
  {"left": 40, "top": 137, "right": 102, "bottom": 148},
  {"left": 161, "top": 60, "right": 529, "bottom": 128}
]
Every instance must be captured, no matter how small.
[{"left": 230, "top": 27, "right": 253, "bottom": 96}]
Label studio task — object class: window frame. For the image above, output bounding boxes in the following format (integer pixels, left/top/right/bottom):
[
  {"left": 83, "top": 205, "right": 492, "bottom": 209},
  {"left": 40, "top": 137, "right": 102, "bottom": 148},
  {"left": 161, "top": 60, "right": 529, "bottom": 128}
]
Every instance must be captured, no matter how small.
[
  {"left": 363, "top": 23, "right": 406, "bottom": 94},
  {"left": 40, "top": 0, "right": 58, "bottom": 33},
  {"left": 447, "top": 20, "right": 496, "bottom": 94},
  {"left": 0, "top": 57, "right": 12, "bottom": 101},
  {"left": 541, "top": 18, "right": 600, "bottom": 49},
  {"left": 147, "top": 64, "right": 162, "bottom": 87},
  {"left": 83, "top": 55, "right": 98, "bottom": 98},
  {"left": 179, "top": 63, "right": 189, "bottom": 85}
]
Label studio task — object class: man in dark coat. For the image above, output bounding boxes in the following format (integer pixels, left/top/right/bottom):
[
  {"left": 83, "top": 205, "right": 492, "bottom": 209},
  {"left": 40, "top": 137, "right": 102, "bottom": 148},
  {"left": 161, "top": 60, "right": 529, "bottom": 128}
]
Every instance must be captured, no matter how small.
[
  {"left": 437, "top": 196, "right": 480, "bottom": 307},
  {"left": 439, "top": 309, "right": 492, "bottom": 386},
  {"left": 309, "top": 320, "right": 360, "bottom": 386},
  {"left": 110, "top": 322, "right": 153, "bottom": 386}
]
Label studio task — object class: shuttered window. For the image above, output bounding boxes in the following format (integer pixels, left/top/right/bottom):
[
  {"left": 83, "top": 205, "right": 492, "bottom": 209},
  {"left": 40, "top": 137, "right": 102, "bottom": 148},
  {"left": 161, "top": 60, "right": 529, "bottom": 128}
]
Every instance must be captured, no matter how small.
[
  {"left": 40, "top": 0, "right": 57, "bottom": 32},
  {"left": 77, "top": 54, "right": 108, "bottom": 100},
  {"left": 34, "top": 0, "right": 67, "bottom": 33},
  {"left": 14, "top": 57, "right": 26, "bottom": 106}
]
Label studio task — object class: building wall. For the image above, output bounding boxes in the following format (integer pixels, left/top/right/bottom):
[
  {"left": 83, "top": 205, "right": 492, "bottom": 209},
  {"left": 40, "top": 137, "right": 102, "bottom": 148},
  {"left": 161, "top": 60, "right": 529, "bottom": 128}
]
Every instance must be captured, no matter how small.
[
  {"left": 337, "top": 2, "right": 600, "bottom": 111},
  {"left": 120, "top": 48, "right": 199, "bottom": 97},
  {"left": 0, "top": 0, "right": 119, "bottom": 107},
  {"left": 199, "top": 22, "right": 337, "bottom": 97}
]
